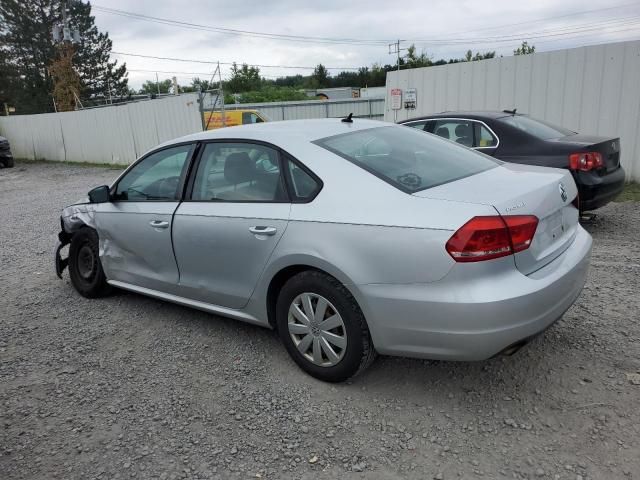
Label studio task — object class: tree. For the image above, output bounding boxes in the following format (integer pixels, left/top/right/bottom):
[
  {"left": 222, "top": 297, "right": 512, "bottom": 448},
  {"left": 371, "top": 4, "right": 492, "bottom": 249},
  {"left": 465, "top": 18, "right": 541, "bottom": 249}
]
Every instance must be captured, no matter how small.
[
  {"left": 405, "top": 45, "right": 432, "bottom": 68},
  {"left": 0, "top": 0, "right": 127, "bottom": 114},
  {"left": 227, "top": 63, "right": 261, "bottom": 93},
  {"left": 66, "top": 1, "right": 128, "bottom": 99},
  {"left": 49, "top": 44, "right": 82, "bottom": 111},
  {"left": 139, "top": 79, "right": 172, "bottom": 95},
  {"left": 309, "top": 63, "right": 329, "bottom": 88},
  {"left": 514, "top": 41, "right": 535, "bottom": 55}
]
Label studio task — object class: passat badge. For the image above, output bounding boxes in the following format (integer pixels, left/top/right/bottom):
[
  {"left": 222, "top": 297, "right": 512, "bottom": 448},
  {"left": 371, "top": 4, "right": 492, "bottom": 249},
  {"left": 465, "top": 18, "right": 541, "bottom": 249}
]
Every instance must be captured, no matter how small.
[{"left": 559, "top": 182, "right": 568, "bottom": 202}]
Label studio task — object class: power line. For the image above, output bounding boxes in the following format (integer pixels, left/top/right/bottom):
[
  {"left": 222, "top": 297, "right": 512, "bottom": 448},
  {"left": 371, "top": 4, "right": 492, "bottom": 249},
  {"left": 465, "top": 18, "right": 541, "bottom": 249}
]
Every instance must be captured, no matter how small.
[
  {"left": 411, "top": 16, "right": 640, "bottom": 45},
  {"left": 92, "top": 4, "right": 389, "bottom": 45},
  {"left": 92, "top": 1, "right": 640, "bottom": 46},
  {"left": 112, "top": 51, "right": 361, "bottom": 70}
]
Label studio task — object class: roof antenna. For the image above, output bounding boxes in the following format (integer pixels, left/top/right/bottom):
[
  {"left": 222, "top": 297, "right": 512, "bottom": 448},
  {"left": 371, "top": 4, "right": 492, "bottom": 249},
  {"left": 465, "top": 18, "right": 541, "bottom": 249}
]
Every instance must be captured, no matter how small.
[
  {"left": 341, "top": 113, "right": 353, "bottom": 123},
  {"left": 503, "top": 108, "right": 517, "bottom": 115}
]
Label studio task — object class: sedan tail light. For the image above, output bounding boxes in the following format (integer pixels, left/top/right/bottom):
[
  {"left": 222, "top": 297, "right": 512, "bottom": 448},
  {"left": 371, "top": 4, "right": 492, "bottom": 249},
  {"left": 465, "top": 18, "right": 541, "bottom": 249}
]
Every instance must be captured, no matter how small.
[
  {"left": 446, "top": 215, "right": 539, "bottom": 262},
  {"left": 569, "top": 152, "right": 603, "bottom": 171}
]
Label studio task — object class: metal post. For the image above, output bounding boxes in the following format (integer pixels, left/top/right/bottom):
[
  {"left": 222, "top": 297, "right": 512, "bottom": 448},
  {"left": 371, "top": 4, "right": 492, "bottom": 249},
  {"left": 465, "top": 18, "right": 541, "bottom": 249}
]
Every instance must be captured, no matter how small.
[
  {"left": 156, "top": 72, "right": 160, "bottom": 96},
  {"left": 197, "top": 88, "right": 206, "bottom": 131},
  {"left": 218, "top": 62, "right": 225, "bottom": 127}
]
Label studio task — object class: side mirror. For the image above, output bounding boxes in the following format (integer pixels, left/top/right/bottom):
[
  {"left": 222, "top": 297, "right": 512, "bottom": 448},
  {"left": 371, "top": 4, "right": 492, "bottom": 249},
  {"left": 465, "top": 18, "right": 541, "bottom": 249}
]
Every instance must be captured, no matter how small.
[{"left": 88, "top": 185, "right": 111, "bottom": 203}]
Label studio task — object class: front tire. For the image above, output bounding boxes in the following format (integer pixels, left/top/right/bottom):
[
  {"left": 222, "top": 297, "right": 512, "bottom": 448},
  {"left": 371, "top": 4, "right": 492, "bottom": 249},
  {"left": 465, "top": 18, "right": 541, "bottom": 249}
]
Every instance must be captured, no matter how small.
[
  {"left": 68, "top": 227, "right": 111, "bottom": 298},
  {"left": 276, "top": 271, "right": 376, "bottom": 382}
]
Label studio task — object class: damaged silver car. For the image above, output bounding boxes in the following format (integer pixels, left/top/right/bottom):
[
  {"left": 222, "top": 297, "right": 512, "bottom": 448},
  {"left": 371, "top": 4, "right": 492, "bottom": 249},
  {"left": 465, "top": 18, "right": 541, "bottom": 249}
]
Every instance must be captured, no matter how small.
[{"left": 55, "top": 118, "right": 592, "bottom": 382}]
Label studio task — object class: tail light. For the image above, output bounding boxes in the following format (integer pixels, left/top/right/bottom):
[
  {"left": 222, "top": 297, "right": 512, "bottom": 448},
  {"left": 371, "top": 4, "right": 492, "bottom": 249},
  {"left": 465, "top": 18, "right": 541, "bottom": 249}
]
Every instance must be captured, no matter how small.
[
  {"left": 569, "top": 152, "right": 603, "bottom": 171},
  {"left": 446, "top": 215, "right": 539, "bottom": 263}
]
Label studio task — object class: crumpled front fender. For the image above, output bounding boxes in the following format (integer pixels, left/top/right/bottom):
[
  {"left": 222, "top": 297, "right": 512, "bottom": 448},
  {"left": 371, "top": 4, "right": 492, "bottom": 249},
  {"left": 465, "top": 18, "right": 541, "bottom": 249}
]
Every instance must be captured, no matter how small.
[{"left": 55, "top": 201, "right": 98, "bottom": 278}]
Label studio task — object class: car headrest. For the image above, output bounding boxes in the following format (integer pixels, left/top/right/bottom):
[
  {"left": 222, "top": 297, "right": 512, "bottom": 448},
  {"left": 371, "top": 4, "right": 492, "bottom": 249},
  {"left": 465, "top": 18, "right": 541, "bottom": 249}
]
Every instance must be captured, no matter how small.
[
  {"left": 435, "top": 127, "right": 450, "bottom": 139},
  {"left": 224, "top": 152, "right": 255, "bottom": 184},
  {"left": 455, "top": 124, "right": 470, "bottom": 137}
]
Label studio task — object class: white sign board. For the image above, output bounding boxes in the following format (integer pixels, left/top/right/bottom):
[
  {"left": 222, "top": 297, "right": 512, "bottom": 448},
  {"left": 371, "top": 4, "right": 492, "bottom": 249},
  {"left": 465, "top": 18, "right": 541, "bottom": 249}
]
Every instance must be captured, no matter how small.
[
  {"left": 404, "top": 88, "right": 417, "bottom": 109},
  {"left": 390, "top": 88, "right": 402, "bottom": 110}
]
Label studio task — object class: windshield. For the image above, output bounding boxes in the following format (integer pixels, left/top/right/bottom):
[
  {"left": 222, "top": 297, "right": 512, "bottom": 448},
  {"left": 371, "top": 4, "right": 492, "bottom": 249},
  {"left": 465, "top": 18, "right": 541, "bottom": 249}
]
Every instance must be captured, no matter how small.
[
  {"left": 314, "top": 126, "right": 499, "bottom": 193},
  {"left": 499, "top": 115, "right": 575, "bottom": 140}
]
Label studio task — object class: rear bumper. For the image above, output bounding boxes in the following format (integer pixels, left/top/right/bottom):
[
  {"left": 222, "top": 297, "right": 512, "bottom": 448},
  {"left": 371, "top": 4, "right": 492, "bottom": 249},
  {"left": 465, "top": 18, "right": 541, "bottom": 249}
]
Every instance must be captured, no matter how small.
[
  {"left": 576, "top": 166, "right": 626, "bottom": 211},
  {"left": 358, "top": 225, "right": 592, "bottom": 361}
]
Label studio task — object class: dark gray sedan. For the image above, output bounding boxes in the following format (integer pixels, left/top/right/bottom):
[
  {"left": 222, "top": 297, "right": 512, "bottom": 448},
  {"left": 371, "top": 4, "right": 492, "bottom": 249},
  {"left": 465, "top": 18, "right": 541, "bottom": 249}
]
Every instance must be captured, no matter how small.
[{"left": 400, "top": 111, "right": 625, "bottom": 211}]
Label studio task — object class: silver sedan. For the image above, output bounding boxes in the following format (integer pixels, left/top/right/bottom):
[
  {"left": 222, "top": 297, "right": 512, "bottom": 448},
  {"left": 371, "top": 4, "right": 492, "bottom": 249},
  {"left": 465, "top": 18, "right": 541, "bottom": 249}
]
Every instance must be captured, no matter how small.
[{"left": 54, "top": 118, "right": 592, "bottom": 382}]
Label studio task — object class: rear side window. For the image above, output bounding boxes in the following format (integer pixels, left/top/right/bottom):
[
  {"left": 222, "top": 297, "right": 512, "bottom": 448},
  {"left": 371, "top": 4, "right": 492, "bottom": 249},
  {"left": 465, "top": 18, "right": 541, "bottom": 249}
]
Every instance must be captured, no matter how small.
[
  {"left": 191, "top": 143, "right": 287, "bottom": 202},
  {"left": 314, "top": 126, "right": 499, "bottom": 193},
  {"left": 499, "top": 115, "right": 575, "bottom": 140}
]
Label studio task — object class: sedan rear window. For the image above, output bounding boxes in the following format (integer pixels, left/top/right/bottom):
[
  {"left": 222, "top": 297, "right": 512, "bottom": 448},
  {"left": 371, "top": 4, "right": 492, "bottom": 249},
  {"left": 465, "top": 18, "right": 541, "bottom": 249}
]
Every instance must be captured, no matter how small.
[
  {"left": 314, "top": 126, "right": 499, "bottom": 193},
  {"left": 499, "top": 115, "right": 575, "bottom": 140}
]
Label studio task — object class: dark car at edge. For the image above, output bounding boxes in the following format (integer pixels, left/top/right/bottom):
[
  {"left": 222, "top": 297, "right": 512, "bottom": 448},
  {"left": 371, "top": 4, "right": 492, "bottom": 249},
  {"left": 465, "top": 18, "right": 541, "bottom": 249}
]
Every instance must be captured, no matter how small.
[
  {"left": 0, "top": 136, "right": 14, "bottom": 168},
  {"left": 400, "top": 111, "right": 625, "bottom": 211}
]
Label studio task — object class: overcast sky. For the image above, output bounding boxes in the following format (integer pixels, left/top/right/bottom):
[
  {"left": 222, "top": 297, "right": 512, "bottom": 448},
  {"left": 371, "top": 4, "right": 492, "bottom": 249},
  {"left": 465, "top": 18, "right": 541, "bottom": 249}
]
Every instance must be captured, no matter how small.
[{"left": 90, "top": 0, "right": 640, "bottom": 89}]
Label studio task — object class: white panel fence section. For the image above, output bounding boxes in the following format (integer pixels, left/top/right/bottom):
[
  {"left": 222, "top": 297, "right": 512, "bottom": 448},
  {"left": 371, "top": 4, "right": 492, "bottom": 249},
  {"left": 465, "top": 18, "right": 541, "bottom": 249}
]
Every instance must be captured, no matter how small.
[
  {"left": 0, "top": 95, "right": 384, "bottom": 165},
  {"left": 0, "top": 94, "right": 202, "bottom": 165},
  {"left": 385, "top": 40, "right": 640, "bottom": 182},
  {"left": 224, "top": 97, "right": 384, "bottom": 121}
]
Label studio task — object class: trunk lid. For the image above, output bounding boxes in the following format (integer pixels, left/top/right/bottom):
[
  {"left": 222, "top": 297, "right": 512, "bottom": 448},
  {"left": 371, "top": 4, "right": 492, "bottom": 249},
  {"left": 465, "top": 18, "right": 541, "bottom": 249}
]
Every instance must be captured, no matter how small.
[{"left": 413, "top": 163, "right": 579, "bottom": 274}]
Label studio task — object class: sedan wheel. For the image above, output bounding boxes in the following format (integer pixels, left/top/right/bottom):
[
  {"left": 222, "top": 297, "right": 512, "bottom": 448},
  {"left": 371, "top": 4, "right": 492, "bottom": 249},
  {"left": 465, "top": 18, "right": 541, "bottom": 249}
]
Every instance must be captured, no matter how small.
[
  {"left": 276, "top": 271, "right": 376, "bottom": 382},
  {"left": 68, "top": 227, "right": 111, "bottom": 298},
  {"left": 288, "top": 293, "right": 347, "bottom": 367}
]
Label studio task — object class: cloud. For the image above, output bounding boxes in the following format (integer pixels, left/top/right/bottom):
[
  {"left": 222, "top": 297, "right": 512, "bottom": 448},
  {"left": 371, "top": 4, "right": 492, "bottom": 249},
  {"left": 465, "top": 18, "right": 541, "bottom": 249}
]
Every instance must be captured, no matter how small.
[{"left": 92, "top": 0, "right": 640, "bottom": 88}]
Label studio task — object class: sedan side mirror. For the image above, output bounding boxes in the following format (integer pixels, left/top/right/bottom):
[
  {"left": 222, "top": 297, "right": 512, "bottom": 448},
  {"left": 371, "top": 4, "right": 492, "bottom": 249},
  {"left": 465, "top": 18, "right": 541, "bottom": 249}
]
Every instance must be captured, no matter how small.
[{"left": 88, "top": 185, "right": 111, "bottom": 203}]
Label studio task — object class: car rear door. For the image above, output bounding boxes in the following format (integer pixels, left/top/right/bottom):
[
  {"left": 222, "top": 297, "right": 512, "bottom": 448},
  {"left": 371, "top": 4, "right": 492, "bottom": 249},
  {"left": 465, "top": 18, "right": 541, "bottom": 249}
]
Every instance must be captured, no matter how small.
[
  {"left": 95, "top": 143, "right": 195, "bottom": 292},
  {"left": 171, "top": 141, "right": 291, "bottom": 309}
]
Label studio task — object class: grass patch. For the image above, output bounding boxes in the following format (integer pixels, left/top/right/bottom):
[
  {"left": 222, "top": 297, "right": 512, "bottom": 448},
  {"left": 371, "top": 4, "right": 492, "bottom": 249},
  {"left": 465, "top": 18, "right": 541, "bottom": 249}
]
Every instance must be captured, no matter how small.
[
  {"left": 614, "top": 182, "right": 640, "bottom": 202},
  {"left": 15, "top": 158, "right": 128, "bottom": 170}
]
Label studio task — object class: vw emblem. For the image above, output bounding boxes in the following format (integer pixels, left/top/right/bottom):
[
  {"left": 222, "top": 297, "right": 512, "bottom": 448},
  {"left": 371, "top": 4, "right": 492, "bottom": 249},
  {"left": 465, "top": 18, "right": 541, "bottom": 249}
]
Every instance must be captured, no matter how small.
[
  {"left": 611, "top": 141, "right": 617, "bottom": 151},
  {"left": 559, "top": 182, "right": 568, "bottom": 202}
]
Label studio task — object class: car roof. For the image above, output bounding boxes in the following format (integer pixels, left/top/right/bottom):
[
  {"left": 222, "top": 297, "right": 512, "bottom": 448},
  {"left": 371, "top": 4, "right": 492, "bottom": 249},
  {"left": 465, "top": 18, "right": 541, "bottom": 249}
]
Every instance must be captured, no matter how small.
[
  {"left": 159, "top": 118, "right": 389, "bottom": 149},
  {"left": 403, "top": 111, "right": 518, "bottom": 122}
]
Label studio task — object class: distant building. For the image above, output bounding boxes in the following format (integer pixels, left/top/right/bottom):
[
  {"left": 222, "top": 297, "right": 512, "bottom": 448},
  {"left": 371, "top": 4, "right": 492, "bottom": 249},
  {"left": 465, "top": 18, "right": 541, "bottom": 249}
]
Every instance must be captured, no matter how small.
[{"left": 306, "top": 87, "right": 360, "bottom": 100}]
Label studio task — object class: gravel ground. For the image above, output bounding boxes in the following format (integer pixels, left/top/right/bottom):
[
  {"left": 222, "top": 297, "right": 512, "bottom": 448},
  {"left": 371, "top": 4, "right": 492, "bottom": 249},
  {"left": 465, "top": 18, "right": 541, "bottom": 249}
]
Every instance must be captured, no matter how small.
[{"left": 1, "top": 162, "right": 639, "bottom": 480}]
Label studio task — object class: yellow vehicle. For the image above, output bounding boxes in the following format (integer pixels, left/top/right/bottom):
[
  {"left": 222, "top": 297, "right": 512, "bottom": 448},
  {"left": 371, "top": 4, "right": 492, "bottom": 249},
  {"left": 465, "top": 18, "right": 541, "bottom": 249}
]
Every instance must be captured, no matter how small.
[{"left": 203, "top": 109, "right": 268, "bottom": 130}]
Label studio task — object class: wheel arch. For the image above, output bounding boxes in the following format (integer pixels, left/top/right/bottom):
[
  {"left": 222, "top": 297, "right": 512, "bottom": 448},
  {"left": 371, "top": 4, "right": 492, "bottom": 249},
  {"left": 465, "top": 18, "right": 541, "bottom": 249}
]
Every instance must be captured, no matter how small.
[{"left": 262, "top": 258, "right": 363, "bottom": 330}]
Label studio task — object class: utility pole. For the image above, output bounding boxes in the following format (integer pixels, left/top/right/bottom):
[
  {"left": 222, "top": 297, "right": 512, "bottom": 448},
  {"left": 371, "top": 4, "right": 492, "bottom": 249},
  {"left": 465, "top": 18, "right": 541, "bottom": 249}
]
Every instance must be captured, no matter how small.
[
  {"left": 388, "top": 40, "right": 406, "bottom": 72},
  {"left": 50, "top": 0, "right": 82, "bottom": 111},
  {"left": 156, "top": 72, "right": 161, "bottom": 96}
]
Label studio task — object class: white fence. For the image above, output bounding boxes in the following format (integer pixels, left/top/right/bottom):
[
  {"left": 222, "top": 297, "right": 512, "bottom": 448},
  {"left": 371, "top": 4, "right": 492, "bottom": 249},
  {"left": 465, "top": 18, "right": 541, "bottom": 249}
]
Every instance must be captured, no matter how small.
[
  {"left": 224, "top": 97, "right": 384, "bottom": 121},
  {"left": 0, "top": 93, "right": 202, "bottom": 165},
  {"left": 0, "top": 95, "right": 383, "bottom": 165},
  {"left": 385, "top": 40, "right": 640, "bottom": 182}
]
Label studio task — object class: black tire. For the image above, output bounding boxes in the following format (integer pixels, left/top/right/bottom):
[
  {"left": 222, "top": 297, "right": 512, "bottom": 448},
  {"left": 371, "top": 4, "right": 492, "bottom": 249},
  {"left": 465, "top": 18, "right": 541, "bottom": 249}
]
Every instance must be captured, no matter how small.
[
  {"left": 276, "top": 270, "right": 376, "bottom": 382},
  {"left": 68, "top": 227, "right": 111, "bottom": 298},
  {"left": 0, "top": 157, "right": 13, "bottom": 168}
]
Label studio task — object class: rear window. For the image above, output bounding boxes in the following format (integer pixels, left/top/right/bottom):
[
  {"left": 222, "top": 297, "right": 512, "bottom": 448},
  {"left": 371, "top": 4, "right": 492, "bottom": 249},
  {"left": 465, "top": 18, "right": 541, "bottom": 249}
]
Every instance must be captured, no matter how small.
[
  {"left": 499, "top": 115, "right": 575, "bottom": 140},
  {"left": 313, "top": 126, "right": 499, "bottom": 193}
]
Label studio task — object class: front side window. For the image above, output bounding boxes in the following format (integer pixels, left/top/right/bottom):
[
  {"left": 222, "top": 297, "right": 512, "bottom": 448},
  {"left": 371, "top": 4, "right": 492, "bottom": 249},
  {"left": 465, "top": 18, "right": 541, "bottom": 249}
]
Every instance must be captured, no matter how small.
[
  {"left": 191, "top": 143, "right": 287, "bottom": 202},
  {"left": 114, "top": 145, "right": 191, "bottom": 201},
  {"left": 314, "top": 126, "right": 499, "bottom": 193}
]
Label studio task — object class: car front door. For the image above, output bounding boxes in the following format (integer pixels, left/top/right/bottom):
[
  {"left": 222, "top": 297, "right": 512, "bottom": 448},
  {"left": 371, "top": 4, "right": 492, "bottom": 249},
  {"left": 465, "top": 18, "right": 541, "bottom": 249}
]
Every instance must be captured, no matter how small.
[
  {"left": 172, "top": 141, "right": 291, "bottom": 309},
  {"left": 95, "top": 143, "right": 194, "bottom": 292}
]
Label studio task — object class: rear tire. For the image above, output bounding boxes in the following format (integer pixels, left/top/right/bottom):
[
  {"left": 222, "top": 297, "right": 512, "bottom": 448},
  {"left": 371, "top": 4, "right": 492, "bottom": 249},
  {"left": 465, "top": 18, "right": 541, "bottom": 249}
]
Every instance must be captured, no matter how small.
[
  {"left": 1, "top": 157, "right": 13, "bottom": 168},
  {"left": 276, "top": 270, "right": 376, "bottom": 382},
  {"left": 68, "top": 227, "right": 111, "bottom": 298}
]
